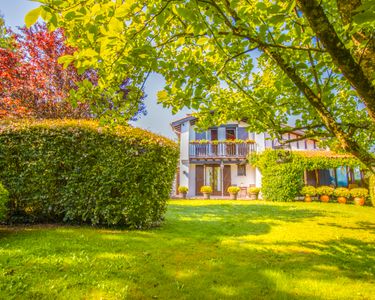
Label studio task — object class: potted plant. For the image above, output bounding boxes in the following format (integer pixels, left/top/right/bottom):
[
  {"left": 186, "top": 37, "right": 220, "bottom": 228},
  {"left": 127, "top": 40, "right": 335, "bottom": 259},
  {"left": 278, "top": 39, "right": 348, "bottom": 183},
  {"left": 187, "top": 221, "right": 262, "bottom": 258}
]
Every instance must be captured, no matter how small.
[
  {"left": 333, "top": 187, "right": 350, "bottom": 204},
  {"left": 301, "top": 186, "right": 316, "bottom": 202},
  {"left": 227, "top": 186, "right": 240, "bottom": 200},
  {"left": 200, "top": 185, "right": 213, "bottom": 200},
  {"left": 247, "top": 187, "right": 260, "bottom": 200},
  {"left": 350, "top": 188, "right": 368, "bottom": 206},
  {"left": 316, "top": 186, "right": 334, "bottom": 203},
  {"left": 178, "top": 186, "right": 188, "bottom": 199}
]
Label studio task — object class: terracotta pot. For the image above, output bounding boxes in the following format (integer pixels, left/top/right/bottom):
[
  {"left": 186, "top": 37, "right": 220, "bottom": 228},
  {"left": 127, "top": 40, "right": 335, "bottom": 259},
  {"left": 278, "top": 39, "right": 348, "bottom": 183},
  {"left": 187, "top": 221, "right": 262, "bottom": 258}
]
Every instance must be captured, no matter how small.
[
  {"left": 248, "top": 193, "right": 258, "bottom": 200},
  {"left": 337, "top": 196, "right": 347, "bottom": 204},
  {"left": 181, "top": 192, "right": 187, "bottom": 199},
  {"left": 304, "top": 195, "right": 312, "bottom": 202},
  {"left": 320, "top": 195, "right": 330, "bottom": 202},
  {"left": 354, "top": 197, "right": 365, "bottom": 206},
  {"left": 203, "top": 193, "right": 211, "bottom": 200},
  {"left": 230, "top": 193, "right": 237, "bottom": 200}
]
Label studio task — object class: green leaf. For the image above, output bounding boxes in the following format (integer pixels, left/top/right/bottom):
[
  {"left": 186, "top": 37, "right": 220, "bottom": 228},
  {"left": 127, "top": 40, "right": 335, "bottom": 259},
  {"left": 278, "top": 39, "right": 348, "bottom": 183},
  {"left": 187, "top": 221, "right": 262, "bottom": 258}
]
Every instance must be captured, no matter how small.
[{"left": 25, "top": 7, "right": 42, "bottom": 28}]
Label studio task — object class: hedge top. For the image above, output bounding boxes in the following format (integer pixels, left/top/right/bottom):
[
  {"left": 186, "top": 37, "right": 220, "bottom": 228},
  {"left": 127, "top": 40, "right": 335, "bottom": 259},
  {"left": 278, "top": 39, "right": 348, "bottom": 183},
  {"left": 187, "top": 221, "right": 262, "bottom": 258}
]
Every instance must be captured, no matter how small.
[{"left": 0, "top": 119, "right": 177, "bottom": 150}]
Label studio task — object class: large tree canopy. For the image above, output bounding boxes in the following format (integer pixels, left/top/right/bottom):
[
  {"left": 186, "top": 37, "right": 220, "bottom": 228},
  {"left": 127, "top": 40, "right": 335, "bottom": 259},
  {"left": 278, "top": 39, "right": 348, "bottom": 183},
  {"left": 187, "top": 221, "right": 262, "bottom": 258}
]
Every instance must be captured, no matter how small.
[{"left": 28, "top": 0, "right": 375, "bottom": 171}]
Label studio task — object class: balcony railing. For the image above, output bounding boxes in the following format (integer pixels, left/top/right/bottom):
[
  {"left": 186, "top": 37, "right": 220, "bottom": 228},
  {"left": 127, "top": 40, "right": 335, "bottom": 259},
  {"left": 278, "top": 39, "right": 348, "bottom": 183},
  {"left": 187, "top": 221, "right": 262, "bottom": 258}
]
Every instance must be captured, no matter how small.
[{"left": 189, "top": 141, "right": 256, "bottom": 159}]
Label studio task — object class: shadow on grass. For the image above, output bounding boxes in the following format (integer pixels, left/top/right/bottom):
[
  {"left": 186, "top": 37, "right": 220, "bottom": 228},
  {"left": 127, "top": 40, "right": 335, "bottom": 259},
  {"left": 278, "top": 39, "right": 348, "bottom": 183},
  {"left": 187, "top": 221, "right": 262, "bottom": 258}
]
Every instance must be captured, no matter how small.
[{"left": 1, "top": 202, "right": 374, "bottom": 299}]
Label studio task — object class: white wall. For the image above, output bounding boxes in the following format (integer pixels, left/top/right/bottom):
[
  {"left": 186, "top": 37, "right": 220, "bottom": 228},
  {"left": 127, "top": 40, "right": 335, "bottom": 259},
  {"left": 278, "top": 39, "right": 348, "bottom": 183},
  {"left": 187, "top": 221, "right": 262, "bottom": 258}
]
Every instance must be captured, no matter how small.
[
  {"left": 255, "top": 133, "right": 266, "bottom": 151},
  {"left": 180, "top": 121, "right": 190, "bottom": 160},
  {"left": 230, "top": 164, "right": 256, "bottom": 187},
  {"left": 179, "top": 121, "right": 191, "bottom": 194},
  {"left": 188, "top": 164, "right": 196, "bottom": 197}
]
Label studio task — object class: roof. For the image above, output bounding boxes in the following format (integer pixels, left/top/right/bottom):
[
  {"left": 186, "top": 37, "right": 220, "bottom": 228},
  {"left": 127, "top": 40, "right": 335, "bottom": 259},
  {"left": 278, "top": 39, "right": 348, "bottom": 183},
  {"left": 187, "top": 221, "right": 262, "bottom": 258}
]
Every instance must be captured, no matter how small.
[
  {"left": 170, "top": 115, "right": 197, "bottom": 128},
  {"left": 293, "top": 150, "right": 354, "bottom": 159}
]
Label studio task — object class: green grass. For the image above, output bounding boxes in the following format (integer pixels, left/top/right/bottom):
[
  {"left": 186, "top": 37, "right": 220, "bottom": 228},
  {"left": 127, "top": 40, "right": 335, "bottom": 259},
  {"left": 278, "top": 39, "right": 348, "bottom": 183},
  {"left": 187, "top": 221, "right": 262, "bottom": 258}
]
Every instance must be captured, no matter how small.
[{"left": 1, "top": 200, "right": 375, "bottom": 299}]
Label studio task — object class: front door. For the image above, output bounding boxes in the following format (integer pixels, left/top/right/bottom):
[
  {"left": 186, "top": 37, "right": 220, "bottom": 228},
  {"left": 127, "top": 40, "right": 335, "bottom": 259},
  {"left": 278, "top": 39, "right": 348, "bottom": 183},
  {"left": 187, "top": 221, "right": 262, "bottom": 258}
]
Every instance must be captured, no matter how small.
[
  {"left": 196, "top": 165, "right": 204, "bottom": 195},
  {"left": 223, "top": 165, "right": 231, "bottom": 196},
  {"left": 195, "top": 165, "right": 232, "bottom": 196},
  {"left": 205, "top": 165, "right": 222, "bottom": 196}
]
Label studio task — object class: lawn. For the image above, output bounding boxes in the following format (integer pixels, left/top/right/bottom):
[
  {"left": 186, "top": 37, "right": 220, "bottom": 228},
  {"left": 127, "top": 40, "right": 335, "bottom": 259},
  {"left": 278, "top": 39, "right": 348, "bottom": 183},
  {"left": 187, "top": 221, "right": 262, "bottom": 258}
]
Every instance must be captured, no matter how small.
[{"left": 1, "top": 200, "right": 375, "bottom": 300}]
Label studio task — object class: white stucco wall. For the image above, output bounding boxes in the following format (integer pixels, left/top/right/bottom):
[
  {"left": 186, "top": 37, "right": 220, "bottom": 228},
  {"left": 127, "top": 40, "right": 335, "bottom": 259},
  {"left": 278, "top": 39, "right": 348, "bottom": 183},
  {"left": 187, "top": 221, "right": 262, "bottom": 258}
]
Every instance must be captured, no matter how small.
[
  {"left": 180, "top": 121, "right": 190, "bottom": 160},
  {"left": 255, "top": 133, "right": 266, "bottom": 151},
  {"left": 188, "top": 164, "right": 196, "bottom": 197},
  {"left": 230, "top": 164, "right": 256, "bottom": 187}
]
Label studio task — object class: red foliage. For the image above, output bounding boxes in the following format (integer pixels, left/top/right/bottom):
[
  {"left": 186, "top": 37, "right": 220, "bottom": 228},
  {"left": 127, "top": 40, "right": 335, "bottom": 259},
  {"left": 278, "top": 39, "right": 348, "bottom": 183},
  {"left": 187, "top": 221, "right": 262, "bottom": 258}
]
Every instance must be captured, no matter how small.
[{"left": 0, "top": 23, "right": 93, "bottom": 119}]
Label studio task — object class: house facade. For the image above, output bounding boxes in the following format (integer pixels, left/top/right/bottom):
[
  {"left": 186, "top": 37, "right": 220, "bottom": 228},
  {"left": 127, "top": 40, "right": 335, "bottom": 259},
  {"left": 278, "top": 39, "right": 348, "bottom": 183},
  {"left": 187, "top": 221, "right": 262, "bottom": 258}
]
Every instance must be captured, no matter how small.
[{"left": 171, "top": 115, "right": 324, "bottom": 198}]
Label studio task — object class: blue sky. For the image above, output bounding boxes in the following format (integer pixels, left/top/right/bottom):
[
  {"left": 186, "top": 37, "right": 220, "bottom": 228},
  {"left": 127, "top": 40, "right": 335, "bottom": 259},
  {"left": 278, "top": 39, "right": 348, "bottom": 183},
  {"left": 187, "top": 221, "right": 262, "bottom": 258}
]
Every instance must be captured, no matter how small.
[{"left": 0, "top": 0, "right": 190, "bottom": 140}]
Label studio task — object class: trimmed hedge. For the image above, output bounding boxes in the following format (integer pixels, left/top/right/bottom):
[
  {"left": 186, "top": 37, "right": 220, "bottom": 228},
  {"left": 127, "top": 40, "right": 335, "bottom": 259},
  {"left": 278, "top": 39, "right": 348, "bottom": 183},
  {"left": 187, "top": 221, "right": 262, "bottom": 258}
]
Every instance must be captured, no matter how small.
[
  {"left": 250, "top": 150, "right": 304, "bottom": 201},
  {"left": 251, "top": 149, "right": 363, "bottom": 202},
  {"left": 0, "top": 182, "right": 9, "bottom": 221},
  {"left": 370, "top": 175, "right": 375, "bottom": 207},
  {"left": 0, "top": 120, "right": 179, "bottom": 228}
]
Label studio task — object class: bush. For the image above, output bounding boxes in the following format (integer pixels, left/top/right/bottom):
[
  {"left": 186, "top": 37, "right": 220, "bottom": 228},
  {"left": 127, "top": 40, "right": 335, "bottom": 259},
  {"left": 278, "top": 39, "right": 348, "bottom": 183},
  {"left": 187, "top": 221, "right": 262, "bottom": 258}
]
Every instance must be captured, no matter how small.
[
  {"left": 178, "top": 186, "right": 188, "bottom": 193},
  {"left": 227, "top": 186, "right": 240, "bottom": 194},
  {"left": 251, "top": 150, "right": 304, "bottom": 201},
  {"left": 316, "top": 186, "right": 334, "bottom": 196},
  {"left": 200, "top": 186, "right": 213, "bottom": 194},
  {"left": 0, "top": 182, "right": 9, "bottom": 222},
  {"left": 0, "top": 120, "right": 179, "bottom": 228},
  {"left": 369, "top": 175, "right": 375, "bottom": 206},
  {"left": 247, "top": 187, "right": 260, "bottom": 194},
  {"left": 301, "top": 186, "right": 316, "bottom": 196},
  {"left": 333, "top": 187, "right": 350, "bottom": 198},
  {"left": 350, "top": 188, "right": 369, "bottom": 198}
]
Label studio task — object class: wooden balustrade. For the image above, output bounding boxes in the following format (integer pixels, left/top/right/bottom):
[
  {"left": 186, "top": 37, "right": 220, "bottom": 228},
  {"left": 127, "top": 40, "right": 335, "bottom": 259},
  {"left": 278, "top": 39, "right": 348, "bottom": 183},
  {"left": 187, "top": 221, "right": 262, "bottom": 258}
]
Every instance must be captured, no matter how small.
[{"left": 189, "top": 142, "right": 256, "bottom": 158}]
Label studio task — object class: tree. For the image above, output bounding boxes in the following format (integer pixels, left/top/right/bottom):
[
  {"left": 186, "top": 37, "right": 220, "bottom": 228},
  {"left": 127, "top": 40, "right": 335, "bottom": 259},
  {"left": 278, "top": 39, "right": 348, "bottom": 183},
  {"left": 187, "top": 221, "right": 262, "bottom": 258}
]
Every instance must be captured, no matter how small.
[
  {"left": 1, "top": 21, "right": 146, "bottom": 121},
  {"left": 28, "top": 0, "right": 375, "bottom": 171}
]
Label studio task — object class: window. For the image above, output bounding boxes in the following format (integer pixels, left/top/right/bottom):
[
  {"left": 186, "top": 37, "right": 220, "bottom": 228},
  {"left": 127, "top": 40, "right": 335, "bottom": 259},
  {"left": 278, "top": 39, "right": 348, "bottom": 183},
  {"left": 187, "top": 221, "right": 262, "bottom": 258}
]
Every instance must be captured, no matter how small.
[
  {"left": 226, "top": 128, "right": 236, "bottom": 140},
  {"left": 237, "top": 165, "right": 246, "bottom": 176}
]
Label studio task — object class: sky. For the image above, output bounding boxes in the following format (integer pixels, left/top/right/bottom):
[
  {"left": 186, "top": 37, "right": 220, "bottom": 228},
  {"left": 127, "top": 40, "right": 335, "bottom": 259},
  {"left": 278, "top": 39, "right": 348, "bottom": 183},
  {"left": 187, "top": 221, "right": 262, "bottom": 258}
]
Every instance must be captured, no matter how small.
[{"left": 0, "top": 0, "right": 191, "bottom": 140}]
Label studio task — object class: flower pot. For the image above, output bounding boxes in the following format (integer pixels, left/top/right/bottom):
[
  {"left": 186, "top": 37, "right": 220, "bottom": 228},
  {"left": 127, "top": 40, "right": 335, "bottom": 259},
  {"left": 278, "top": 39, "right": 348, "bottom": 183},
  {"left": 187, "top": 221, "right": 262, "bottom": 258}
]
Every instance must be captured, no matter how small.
[
  {"left": 230, "top": 193, "right": 237, "bottom": 200},
  {"left": 248, "top": 192, "right": 258, "bottom": 200},
  {"left": 337, "top": 196, "right": 347, "bottom": 204},
  {"left": 181, "top": 192, "right": 187, "bottom": 199},
  {"left": 320, "top": 195, "right": 330, "bottom": 202},
  {"left": 203, "top": 193, "right": 211, "bottom": 200},
  {"left": 304, "top": 195, "right": 312, "bottom": 202},
  {"left": 354, "top": 197, "right": 365, "bottom": 206}
]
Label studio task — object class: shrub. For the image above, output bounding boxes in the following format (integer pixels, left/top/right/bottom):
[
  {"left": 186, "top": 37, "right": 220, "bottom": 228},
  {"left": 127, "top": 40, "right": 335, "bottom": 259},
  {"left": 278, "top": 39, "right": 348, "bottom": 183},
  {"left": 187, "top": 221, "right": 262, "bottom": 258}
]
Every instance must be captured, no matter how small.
[
  {"left": 247, "top": 187, "right": 260, "bottom": 194},
  {"left": 0, "top": 183, "right": 9, "bottom": 222},
  {"left": 369, "top": 175, "right": 375, "bottom": 206},
  {"left": 227, "top": 186, "right": 240, "bottom": 194},
  {"left": 316, "top": 186, "right": 334, "bottom": 196},
  {"left": 178, "top": 186, "right": 188, "bottom": 193},
  {"left": 301, "top": 186, "right": 316, "bottom": 196},
  {"left": 333, "top": 187, "right": 350, "bottom": 198},
  {"left": 250, "top": 149, "right": 363, "bottom": 202},
  {"left": 350, "top": 188, "right": 369, "bottom": 198},
  {"left": 0, "top": 120, "right": 179, "bottom": 228},
  {"left": 200, "top": 186, "right": 213, "bottom": 194}
]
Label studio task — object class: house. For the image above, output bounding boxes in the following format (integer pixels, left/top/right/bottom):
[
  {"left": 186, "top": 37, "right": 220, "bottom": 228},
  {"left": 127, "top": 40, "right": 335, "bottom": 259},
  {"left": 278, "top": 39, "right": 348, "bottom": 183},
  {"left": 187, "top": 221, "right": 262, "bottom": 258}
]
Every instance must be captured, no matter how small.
[{"left": 171, "top": 115, "right": 364, "bottom": 198}]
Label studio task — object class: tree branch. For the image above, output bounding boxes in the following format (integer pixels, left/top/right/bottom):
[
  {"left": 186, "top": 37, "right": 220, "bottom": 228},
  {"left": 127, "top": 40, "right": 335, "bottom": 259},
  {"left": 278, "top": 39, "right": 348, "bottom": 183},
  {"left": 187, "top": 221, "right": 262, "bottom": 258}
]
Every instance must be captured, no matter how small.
[{"left": 297, "top": 0, "right": 375, "bottom": 123}]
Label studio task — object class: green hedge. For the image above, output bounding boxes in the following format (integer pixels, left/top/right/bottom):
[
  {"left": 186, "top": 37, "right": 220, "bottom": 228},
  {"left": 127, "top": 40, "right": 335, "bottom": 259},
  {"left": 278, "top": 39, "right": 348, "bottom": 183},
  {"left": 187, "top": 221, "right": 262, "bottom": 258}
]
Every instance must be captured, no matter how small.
[
  {"left": 0, "top": 182, "right": 9, "bottom": 222},
  {"left": 370, "top": 175, "right": 375, "bottom": 207},
  {"left": 251, "top": 149, "right": 363, "bottom": 202},
  {"left": 0, "top": 120, "right": 179, "bottom": 228},
  {"left": 251, "top": 150, "right": 304, "bottom": 201}
]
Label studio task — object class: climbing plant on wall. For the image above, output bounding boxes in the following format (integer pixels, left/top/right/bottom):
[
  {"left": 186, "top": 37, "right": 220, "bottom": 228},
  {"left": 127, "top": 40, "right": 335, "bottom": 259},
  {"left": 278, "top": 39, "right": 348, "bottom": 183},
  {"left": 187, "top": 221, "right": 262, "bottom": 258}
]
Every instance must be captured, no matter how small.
[{"left": 250, "top": 150, "right": 364, "bottom": 202}]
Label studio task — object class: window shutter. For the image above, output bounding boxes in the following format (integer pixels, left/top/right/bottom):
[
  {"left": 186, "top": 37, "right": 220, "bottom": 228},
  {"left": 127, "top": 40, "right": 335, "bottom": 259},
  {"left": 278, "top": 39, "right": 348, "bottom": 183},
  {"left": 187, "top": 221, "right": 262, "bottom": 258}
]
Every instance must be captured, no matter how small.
[
  {"left": 195, "top": 131, "right": 206, "bottom": 140},
  {"left": 237, "top": 127, "right": 249, "bottom": 140}
]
